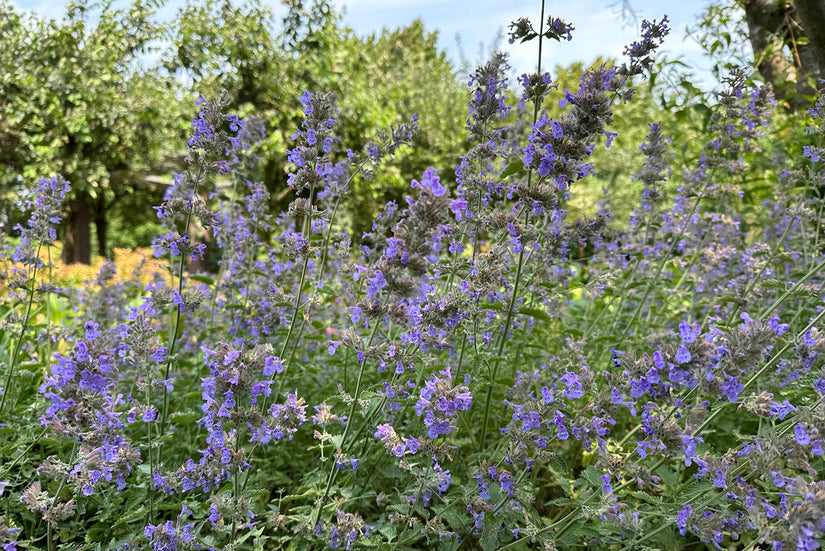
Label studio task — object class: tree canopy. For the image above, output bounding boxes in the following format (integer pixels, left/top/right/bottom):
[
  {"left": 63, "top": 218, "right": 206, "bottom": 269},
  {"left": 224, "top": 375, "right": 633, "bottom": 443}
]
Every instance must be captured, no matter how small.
[
  {"left": 1, "top": 0, "right": 474, "bottom": 262},
  {"left": 5, "top": 0, "right": 825, "bottom": 264},
  {"left": 0, "top": 0, "right": 177, "bottom": 264}
]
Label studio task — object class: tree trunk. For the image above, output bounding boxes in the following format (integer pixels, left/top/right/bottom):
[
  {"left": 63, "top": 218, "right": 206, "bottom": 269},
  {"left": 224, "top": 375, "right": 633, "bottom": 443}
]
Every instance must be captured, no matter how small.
[
  {"left": 795, "top": 0, "right": 825, "bottom": 89},
  {"left": 94, "top": 200, "right": 108, "bottom": 260},
  {"left": 740, "top": 0, "right": 821, "bottom": 111},
  {"left": 61, "top": 189, "right": 92, "bottom": 265}
]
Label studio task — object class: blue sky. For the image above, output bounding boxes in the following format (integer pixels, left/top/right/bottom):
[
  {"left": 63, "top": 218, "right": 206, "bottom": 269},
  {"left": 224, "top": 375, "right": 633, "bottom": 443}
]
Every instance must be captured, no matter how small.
[
  {"left": 12, "top": 0, "right": 716, "bottom": 84},
  {"left": 331, "top": 0, "right": 712, "bottom": 79}
]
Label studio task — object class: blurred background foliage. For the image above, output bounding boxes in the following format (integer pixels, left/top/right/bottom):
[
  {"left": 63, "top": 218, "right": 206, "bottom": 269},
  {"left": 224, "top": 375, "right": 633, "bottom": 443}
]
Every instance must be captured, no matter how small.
[{"left": 0, "top": 0, "right": 822, "bottom": 266}]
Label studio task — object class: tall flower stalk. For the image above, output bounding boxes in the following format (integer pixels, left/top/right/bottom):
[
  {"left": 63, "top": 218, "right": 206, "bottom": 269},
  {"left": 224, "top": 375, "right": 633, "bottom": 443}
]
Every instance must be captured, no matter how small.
[{"left": 0, "top": 176, "right": 69, "bottom": 420}]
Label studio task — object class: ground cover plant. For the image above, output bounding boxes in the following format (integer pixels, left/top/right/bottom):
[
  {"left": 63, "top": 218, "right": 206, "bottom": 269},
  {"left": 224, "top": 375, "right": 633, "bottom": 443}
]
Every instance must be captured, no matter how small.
[{"left": 1, "top": 5, "right": 825, "bottom": 550}]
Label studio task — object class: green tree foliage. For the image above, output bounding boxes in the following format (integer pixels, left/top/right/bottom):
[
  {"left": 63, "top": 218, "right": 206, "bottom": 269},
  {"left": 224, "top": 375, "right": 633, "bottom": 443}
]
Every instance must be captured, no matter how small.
[
  {"left": 0, "top": 0, "right": 177, "bottom": 264},
  {"left": 165, "top": 0, "right": 468, "bottom": 237},
  {"left": 163, "top": 0, "right": 289, "bottom": 116},
  {"left": 532, "top": 60, "right": 672, "bottom": 224},
  {"left": 331, "top": 20, "right": 468, "bottom": 235}
]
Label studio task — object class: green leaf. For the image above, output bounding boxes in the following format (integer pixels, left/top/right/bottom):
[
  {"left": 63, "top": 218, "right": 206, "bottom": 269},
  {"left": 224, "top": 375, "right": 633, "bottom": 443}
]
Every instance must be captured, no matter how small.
[
  {"left": 189, "top": 275, "right": 214, "bottom": 285},
  {"left": 480, "top": 518, "right": 499, "bottom": 551},
  {"left": 581, "top": 466, "right": 603, "bottom": 488},
  {"left": 573, "top": 523, "right": 609, "bottom": 538},
  {"left": 113, "top": 505, "right": 147, "bottom": 527},
  {"left": 500, "top": 160, "right": 525, "bottom": 179},
  {"left": 169, "top": 411, "right": 199, "bottom": 424},
  {"left": 549, "top": 453, "right": 569, "bottom": 474},
  {"left": 235, "top": 523, "right": 265, "bottom": 544},
  {"left": 629, "top": 490, "right": 662, "bottom": 505},
  {"left": 760, "top": 279, "right": 786, "bottom": 290},
  {"left": 440, "top": 507, "right": 467, "bottom": 532},
  {"left": 85, "top": 522, "right": 112, "bottom": 543},
  {"left": 378, "top": 523, "right": 397, "bottom": 541},
  {"left": 518, "top": 306, "right": 552, "bottom": 323},
  {"left": 658, "top": 465, "right": 679, "bottom": 490}
]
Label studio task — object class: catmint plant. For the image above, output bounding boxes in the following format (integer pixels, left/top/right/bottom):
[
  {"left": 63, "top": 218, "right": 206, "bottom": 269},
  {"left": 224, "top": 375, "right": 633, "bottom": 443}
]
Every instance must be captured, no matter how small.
[
  {"left": 5, "top": 4, "right": 825, "bottom": 551},
  {"left": 0, "top": 176, "right": 69, "bottom": 419}
]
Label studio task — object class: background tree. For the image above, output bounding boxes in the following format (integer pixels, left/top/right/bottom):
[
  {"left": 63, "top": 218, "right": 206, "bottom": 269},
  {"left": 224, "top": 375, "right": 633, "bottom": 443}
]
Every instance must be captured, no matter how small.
[
  {"left": 165, "top": 0, "right": 468, "bottom": 237},
  {"left": 0, "top": 0, "right": 177, "bottom": 264},
  {"left": 691, "top": 0, "right": 825, "bottom": 111}
]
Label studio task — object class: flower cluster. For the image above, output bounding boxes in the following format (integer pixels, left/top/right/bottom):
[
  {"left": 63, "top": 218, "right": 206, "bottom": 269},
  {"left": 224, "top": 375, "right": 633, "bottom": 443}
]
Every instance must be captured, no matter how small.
[
  {"left": 10, "top": 176, "right": 70, "bottom": 268},
  {"left": 38, "top": 323, "right": 141, "bottom": 495},
  {"left": 415, "top": 367, "right": 472, "bottom": 438}
]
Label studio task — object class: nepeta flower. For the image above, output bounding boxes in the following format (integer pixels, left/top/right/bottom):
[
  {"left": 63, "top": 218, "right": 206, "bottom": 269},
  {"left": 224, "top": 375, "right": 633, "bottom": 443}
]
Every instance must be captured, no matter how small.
[
  {"left": 287, "top": 91, "right": 339, "bottom": 192},
  {"left": 0, "top": 516, "right": 19, "bottom": 551},
  {"left": 11, "top": 176, "right": 70, "bottom": 267},
  {"left": 794, "top": 424, "right": 811, "bottom": 446},
  {"left": 374, "top": 423, "right": 419, "bottom": 457},
  {"left": 415, "top": 368, "right": 472, "bottom": 438},
  {"left": 466, "top": 53, "right": 510, "bottom": 138},
  {"left": 327, "top": 510, "right": 372, "bottom": 550},
  {"left": 676, "top": 504, "right": 692, "bottom": 536}
]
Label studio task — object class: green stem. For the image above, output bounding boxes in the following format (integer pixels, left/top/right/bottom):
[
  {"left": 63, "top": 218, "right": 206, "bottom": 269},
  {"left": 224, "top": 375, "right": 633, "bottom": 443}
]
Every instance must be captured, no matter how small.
[
  {"left": 158, "top": 163, "right": 204, "bottom": 464},
  {"left": 49, "top": 438, "right": 79, "bottom": 551},
  {"left": 759, "top": 255, "right": 825, "bottom": 321},
  {"left": 146, "top": 370, "right": 156, "bottom": 520},
  {"left": 814, "top": 190, "right": 824, "bottom": 256},
  {"left": 479, "top": 221, "right": 528, "bottom": 451},
  {"left": 596, "top": 213, "right": 656, "bottom": 334},
  {"left": 0, "top": 427, "right": 47, "bottom": 477},
  {"left": 621, "top": 188, "right": 707, "bottom": 334},
  {"left": 670, "top": 229, "right": 711, "bottom": 294},
  {"left": 312, "top": 321, "right": 380, "bottom": 527},
  {"left": 0, "top": 241, "right": 43, "bottom": 420},
  {"left": 724, "top": 218, "right": 794, "bottom": 326},
  {"left": 477, "top": 0, "right": 549, "bottom": 447}
]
